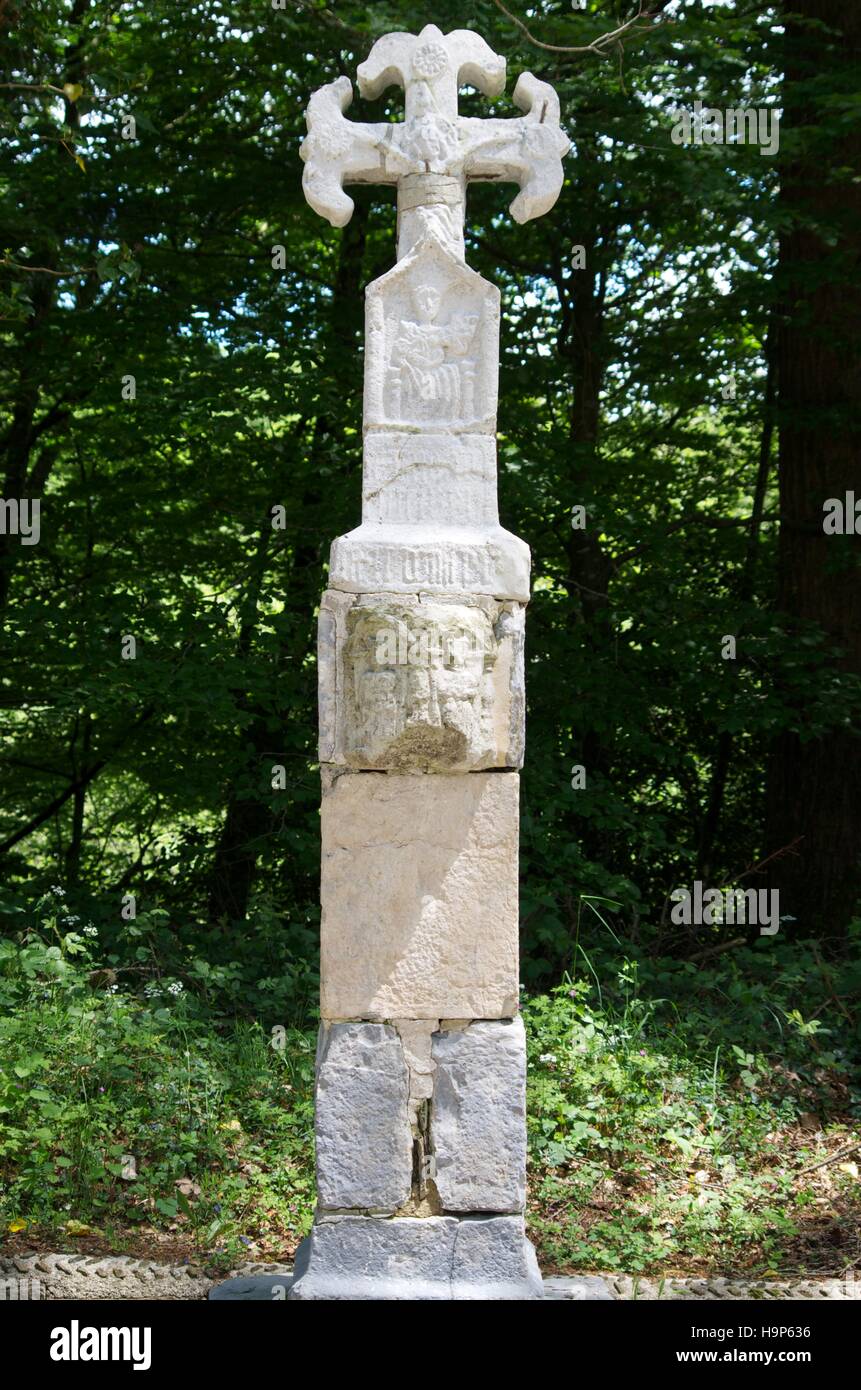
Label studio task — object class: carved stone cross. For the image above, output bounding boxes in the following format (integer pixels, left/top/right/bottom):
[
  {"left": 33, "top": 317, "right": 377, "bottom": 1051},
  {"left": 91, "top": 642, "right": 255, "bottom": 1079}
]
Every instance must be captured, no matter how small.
[
  {"left": 301, "top": 23, "right": 569, "bottom": 260},
  {"left": 289, "top": 26, "right": 572, "bottom": 1302}
]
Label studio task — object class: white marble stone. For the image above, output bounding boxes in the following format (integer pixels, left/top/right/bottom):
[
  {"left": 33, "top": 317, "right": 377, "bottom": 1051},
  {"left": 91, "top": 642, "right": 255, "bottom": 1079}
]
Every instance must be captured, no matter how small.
[
  {"left": 300, "top": 24, "right": 569, "bottom": 260},
  {"left": 365, "top": 237, "right": 499, "bottom": 434},
  {"left": 362, "top": 432, "right": 498, "bottom": 527},
  {"left": 328, "top": 523, "right": 531, "bottom": 603},
  {"left": 361, "top": 430, "right": 497, "bottom": 528}
]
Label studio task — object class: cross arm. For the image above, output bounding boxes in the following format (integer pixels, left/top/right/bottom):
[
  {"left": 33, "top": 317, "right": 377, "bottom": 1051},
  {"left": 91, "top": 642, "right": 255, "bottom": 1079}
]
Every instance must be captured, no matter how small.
[
  {"left": 300, "top": 75, "right": 401, "bottom": 228},
  {"left": 462, "top": 74, "right": 570, "bottom": 224}
]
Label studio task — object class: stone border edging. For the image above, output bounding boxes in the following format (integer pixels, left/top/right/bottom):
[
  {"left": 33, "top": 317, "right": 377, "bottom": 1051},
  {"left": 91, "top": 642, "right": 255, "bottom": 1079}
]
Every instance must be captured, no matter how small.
[{"left": 1, "top": 1253, "right": 857, "bottom": 1300}]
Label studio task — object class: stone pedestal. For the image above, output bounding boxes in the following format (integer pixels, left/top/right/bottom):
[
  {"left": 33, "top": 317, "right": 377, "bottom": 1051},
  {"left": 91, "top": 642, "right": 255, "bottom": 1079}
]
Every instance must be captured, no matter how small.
[
  {"left": 289, "top": 22, "right": 569, "bottom": 1301},
  {"left": 290, "top": 1215, "right": 543, "bottom": 1302}
]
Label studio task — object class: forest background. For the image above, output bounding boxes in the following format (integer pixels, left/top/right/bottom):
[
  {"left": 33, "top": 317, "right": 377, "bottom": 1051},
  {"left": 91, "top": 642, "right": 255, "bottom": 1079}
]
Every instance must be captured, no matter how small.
[{"left": 1, "top": 0, "right": 859, "bottom": 1279}]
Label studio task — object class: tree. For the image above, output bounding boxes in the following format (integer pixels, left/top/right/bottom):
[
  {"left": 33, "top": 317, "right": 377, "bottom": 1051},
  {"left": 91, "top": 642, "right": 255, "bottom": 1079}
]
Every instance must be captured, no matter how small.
[{"left": 765, "top": 0, "right": 861, "bottom": 938}]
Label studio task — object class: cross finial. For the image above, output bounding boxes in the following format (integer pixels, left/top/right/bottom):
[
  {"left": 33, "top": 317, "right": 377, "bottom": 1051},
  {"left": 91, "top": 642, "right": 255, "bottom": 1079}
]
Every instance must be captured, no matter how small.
[{"left": 301, "top": 25, "right": 569, "bottom": 261}]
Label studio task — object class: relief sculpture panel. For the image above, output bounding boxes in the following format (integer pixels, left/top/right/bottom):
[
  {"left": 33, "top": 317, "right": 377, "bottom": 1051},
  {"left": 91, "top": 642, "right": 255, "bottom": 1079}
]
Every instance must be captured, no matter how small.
[
  {"left": 318, "top": 590, "right": 524, "bottom": 772},
  {"left": 365, "top": 236, "right": 499, "bottom": 434}
]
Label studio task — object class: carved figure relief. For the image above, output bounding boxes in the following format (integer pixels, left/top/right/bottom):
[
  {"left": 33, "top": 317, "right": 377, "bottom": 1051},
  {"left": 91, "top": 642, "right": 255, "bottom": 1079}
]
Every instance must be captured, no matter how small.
[
  {"left": 391, "top": 284, "right": 478, "bottom": 419},
  {"left": 365, "top": 237, "right": 499, "bottom": 432}
]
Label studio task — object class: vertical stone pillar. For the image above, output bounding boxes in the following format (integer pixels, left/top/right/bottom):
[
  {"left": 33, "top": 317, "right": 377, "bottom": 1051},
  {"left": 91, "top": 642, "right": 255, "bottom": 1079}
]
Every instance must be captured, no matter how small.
[{"left": 289, "top": 24, "right": 568, "bottom": 1301}]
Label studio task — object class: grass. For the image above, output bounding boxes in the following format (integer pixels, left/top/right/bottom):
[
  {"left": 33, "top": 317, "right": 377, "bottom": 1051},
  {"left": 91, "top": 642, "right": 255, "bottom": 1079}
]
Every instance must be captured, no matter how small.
[
  {"left": 0, "top": 908, "right": 859, "bottom": 1278},
  {"left": 523, "top": 948, "right": 861, "bottom": 1277}
]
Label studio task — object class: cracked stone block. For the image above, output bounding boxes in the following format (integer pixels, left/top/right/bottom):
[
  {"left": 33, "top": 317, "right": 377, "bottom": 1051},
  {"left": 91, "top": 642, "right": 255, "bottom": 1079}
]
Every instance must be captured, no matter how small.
[
  {"left": 431, "top": 1017, "right": 527, "bottom": 1212},
  {"left": 315, "top": 1023, "right": 412, "bottom": 1212},
  {"left": 393, "top": 1019, "right": 437, "bottom": 1122},
  {"left": 289, "top": 1216, "right": 455, "bottom": 1301},
  {"left": 451, "top": 1215, "right": 543, "bottom": 1299},
  {"left": 320, "top": 771, "right": 520, "bottom": 1021},
  {"left": 318, "top": 589, "right": 524, "bottom": 771},
  {"left": 362, "top": 433, "right": 499, "bottom": 528},
  {"left": 287, "top": 1214, "right": 543, "bottom": 1301}
]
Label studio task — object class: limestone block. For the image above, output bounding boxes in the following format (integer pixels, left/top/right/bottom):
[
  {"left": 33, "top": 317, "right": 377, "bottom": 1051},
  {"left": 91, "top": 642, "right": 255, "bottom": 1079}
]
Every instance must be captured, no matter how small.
[
  {"left": 451, "top": 1215, "right": 543, "bottom": 1299},
  {"left": 362, "top": 432, "right": 498, "bottom": 527},
  {"left": 320, "top": 771, "right": 520, "bottom": 1021},
  {"left": 328, "top": 522, "right": 531, "bottom": 603},
  {"left": 289, "top": 1216, "right": 456, "bottom": 1301},
  {"left": 315, "top": 1022, "right": 413, "bottom": 1211},
  {"left": 318, "top": 589, "right": 525, "bottom": 771},
  {"left": 431, "top": 1018, "right": 527, "bottom": 1212},
  {"left": 287, "top": 1213, "right": 543, "bottom": 1300},
  {"left": 317, "top": 590, "right": 347, "bottom": 764},
  {"left": 497, "top": 602, "right": 526, "bottom": 767},
  {"left": 393, "top": 1020, "right": 436, "bottom": 1108}
]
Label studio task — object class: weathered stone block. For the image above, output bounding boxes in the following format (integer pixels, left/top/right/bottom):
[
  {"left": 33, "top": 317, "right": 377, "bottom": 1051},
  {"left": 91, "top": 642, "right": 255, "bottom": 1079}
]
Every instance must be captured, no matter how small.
[
  {"left": 431, "top": 1018, "right": 527, "bottom": 1212},
  {"left": 318, "top": 589, "right": 525, "bottom": 771},
  {"left": 393, "top": 1019, "right": 436, "bottom": 1114},
  {"left": 315, "top": 1022, "right": 412, "bottom": 1212},
  {"left": 451, "top": 1215, "right": 543, "bottom": 1299},
  {"left": 327, "top": 522, "right": 531, "bottom": 603},
  {"left": 289, "top": 1216, "right": 456, "bottom": 1301},
  {"left": 320, "top": 771, "right": 520, "bottom": 1021},
  {"left": 287, "top": 1213, "right": 543, "bottom": 1300},
  {"left": 362, "top": 433, "right": 498, "bottom": 527}
]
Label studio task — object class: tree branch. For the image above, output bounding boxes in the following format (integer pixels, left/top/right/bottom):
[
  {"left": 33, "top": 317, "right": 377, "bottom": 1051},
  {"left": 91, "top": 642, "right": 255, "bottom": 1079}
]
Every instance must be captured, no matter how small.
[
  {"left": 491, "top": 0, "right": 663, "bottom": 58},
  {"left": 0, "top": 708, "right": 154, "bottom": 857}
]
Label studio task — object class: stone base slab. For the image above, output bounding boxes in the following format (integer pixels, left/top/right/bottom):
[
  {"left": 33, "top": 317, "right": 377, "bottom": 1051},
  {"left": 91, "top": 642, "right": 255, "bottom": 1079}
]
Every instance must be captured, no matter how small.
[{"left": 286, "top": 1214, "right": 543, "bottom": 1301}]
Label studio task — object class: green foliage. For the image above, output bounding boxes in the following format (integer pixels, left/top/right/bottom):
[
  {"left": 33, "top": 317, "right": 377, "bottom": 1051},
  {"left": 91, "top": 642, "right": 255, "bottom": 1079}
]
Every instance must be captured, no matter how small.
[
  {"left": 3, "top": 0, "right": 858, "bottom": 955},
  {"left": 522, "top": 930, "right": 861, "bottom": 1272},
  {"left": 1, "top": 0, "right": 858, "bottom": 1278},
  {"left": 2, "top": 901, "right": 858, "bottom": 1274},
  {"left": 0, "top": 901, "right": 316, "bottom": 1263}
]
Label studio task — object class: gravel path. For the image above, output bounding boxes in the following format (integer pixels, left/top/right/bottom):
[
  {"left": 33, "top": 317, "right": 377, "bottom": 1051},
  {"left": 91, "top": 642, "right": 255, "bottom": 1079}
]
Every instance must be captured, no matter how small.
[
  {"left": 546, "top": 1273, "right": 859, "bottom": 1301},
  {"left": 1, "top": 1253, "right": 857, "bottom": 1300}
]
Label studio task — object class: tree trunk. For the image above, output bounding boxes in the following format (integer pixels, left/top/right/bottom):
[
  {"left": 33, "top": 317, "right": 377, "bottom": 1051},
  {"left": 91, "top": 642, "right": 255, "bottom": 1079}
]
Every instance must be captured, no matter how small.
[
  {"left": 697, "top": 324, "right": 776, "bottom": 884},
  {"left": 764, "top": 0, "right": 861, "bottom": 936}
]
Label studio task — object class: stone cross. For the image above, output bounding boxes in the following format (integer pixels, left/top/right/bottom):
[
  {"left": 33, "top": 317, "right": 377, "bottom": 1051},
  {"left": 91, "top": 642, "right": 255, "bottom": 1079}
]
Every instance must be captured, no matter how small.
[
  {"left": 301, "top": 23, "right": 569, "bottom": 261},
  {"left": 289, "top": 25, "right": 569, "bottom": 1302}
]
